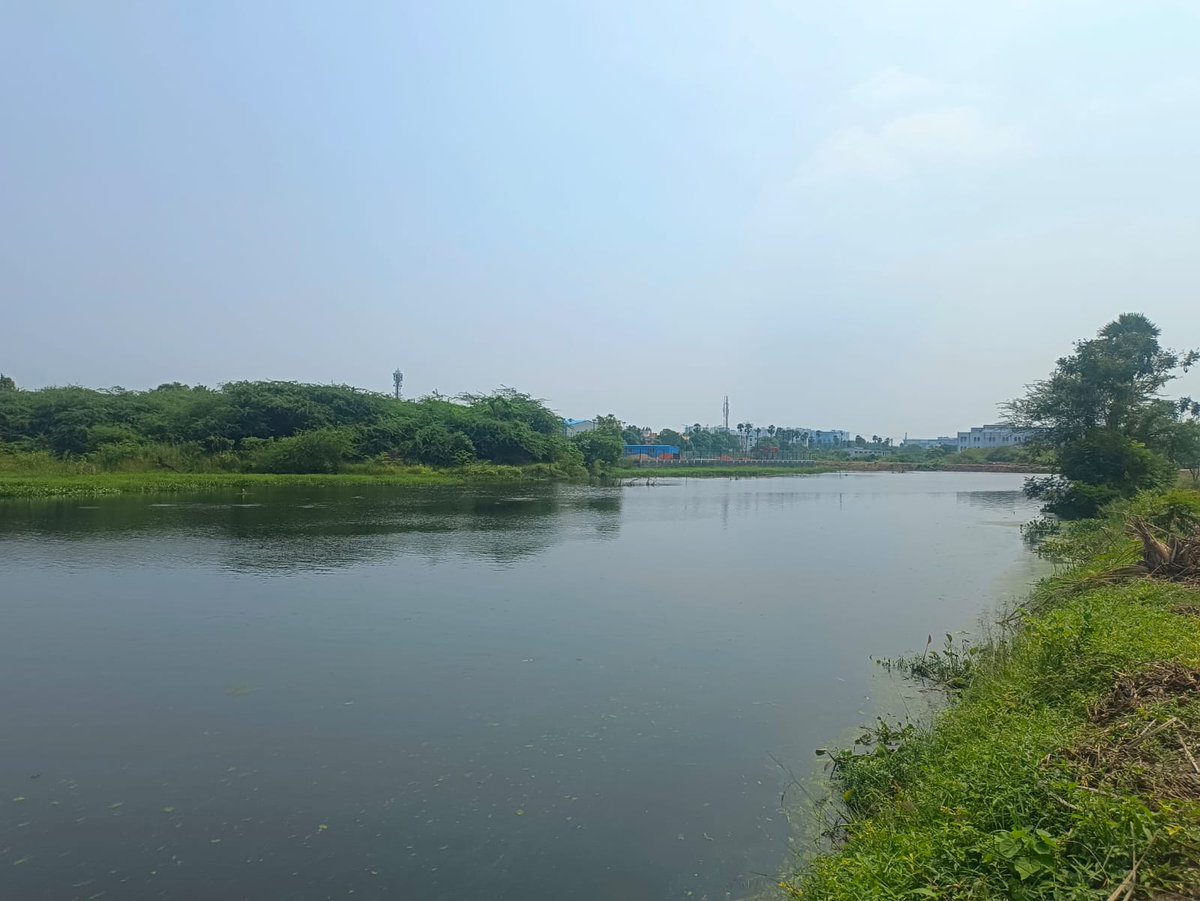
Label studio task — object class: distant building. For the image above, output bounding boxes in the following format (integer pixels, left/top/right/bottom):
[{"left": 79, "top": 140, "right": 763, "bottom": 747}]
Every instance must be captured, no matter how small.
[
  {"left": 623, "top": 444, "right": 680, "bottom": 461},
  {"left": 901, "top": 436, "right": 958, "bottom": 449},
  {"left": 563, "top": 418, "right": 596, "bottom": 436},
  {"left": 807, "top": 429, "right": 850, "bottom": 446},
  {"left": 957, "top": 424, "right": 1035, "bottom": 451},
  {"left": 845, "top": 446, "right": 876, "bottom": 458}
]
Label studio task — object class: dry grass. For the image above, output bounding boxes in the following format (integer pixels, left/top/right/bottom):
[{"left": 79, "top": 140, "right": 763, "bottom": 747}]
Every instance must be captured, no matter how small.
[
  {"left": 1061, "top": 663, "right": 1200, "bottom": 804},
  {"left": 1131, "top": 518, "right": 1200, "bottom": 583}
]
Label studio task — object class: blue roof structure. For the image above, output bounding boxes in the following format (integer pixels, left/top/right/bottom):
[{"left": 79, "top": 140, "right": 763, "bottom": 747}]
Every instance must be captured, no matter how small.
[{"left": 622, "top": 444, "right": 680, "bottom": 457}]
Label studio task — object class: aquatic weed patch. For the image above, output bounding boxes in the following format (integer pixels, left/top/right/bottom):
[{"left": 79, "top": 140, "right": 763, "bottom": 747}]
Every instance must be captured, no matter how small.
[{"left": 0, "top": 465, "right": 580, "bottom": 499}]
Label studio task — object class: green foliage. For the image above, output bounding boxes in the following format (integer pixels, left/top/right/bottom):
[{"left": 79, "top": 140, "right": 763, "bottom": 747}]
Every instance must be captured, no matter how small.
[
  {"left": 1025, "top": 432, "right": 1176, "bottom": 519},
  {"left": 0, "top": 463, "right": 584, "bottom": 498},
  {"left": 683, "top": 427, "right": 746, "bottom": 458},
  {"left": 657, "top": 427, "right": 684, "bottom": 447},
  {"left": 610, "top": 463, "right": 834, "bottom": 479},
  {"left": 1008, "top": 315, "right": 1197, "bottom": 517},
  {"left": 0, "top": 381, "right": 579, "bottom": 474},
  {"left": 1007, "top": 313, "right": 1197, "bottom": 450},
  {"left": 876, "top": 634, "right": 980, "bottom": 691},
  {"left": 1170, "top": 420, "right": 1200, "bottom": 482},
  {"left": 1057, "top": 431, "right": 1175, "bottom": 491},
  {"left": 944, "top": 445, "right": 1035, "bottom": 465},
  {"left": 247, "top": 428, "right": 354, "bottom": 474},
  {"left": 408, "top": 423, "right": 475, "bottom": 467},
  {"left": 572, "top": 419, "right": 623, "bottom": 472},
  {"left": 1041, "top": 481, "right": 1124, "bottom": 520}
]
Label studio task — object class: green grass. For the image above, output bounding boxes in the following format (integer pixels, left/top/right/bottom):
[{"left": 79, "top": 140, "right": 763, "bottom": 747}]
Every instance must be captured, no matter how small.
[
  {"left": 785, "top": 493, "right": 1200, "bottom": 900},
  {"left": 612, "top": 464, "right": 841, "bottom": 479},
  {"left": 613, "top": 462, "right": 1047, "bottom": 479},
  {"left": 0, "top": 463, "right": 578, "bottom": 498}
]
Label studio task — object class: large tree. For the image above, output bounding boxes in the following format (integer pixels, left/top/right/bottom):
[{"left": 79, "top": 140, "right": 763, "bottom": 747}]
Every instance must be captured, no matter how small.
[
  {"left": 1009, "top": 314, "right": 1198, "bottom": 518},
  {"left": 1006, "top": 313, "right": 1196, "bottom": 447},
  {"left": 657, "top": 428, "right": 684, "bottom": 448},
  {"left": 573, "top": 414, "right": 624, "bottom": 471}
]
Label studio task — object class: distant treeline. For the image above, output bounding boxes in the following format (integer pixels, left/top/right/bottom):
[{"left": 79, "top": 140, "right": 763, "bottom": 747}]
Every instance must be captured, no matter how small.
[{"left": 0, "top": 380, "right": 623, "bottom": 475}]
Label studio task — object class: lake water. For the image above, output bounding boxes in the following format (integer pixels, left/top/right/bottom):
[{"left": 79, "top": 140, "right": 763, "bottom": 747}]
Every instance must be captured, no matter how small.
[{"left": 0, "top": 472, "right": 1041, "bottom": 900}]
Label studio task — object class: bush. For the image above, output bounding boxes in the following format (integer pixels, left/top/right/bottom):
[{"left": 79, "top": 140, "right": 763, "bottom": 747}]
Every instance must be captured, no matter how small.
[
  {"left": 1027, "top": 432, "right": 1178, "bottom": 520},
  {"left": 407, "top": 423, "right": 475, "bottom": 467},
  {"left": 572, "top": 429, "right": 623, "bottom": 471},
  {"left": 1058, "top": 431, "right": 1175, "bottom": 493},
  {"left": 248, "top": 428, "right": 353, "bottom": 474},
  {"left": 1043, "top": 482, "right": 1123, "bottom": 520}
]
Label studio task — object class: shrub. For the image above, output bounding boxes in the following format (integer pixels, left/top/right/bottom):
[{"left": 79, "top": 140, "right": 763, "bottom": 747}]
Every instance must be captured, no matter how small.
[{"left": 248, "top": 428, "right": 353, "bottom": 474}]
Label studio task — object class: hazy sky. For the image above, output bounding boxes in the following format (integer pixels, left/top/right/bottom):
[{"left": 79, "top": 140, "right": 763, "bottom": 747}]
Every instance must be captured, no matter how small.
[{"left": 3, "top": 1, "right": 1199, "bottom": 437}]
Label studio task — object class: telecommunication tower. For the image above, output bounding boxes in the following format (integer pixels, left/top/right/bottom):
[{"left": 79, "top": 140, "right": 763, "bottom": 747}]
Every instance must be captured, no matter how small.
[
  {"left": 392, "top": 369, "right": 404, "bottom": 399},
  {"left": 722, "top": 395, "right": 730, "bottom": 433}
]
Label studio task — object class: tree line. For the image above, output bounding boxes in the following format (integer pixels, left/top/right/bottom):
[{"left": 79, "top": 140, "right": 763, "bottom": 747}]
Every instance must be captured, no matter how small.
[{"left": 0, "top": 380, "right": 626, "bottom": 475}]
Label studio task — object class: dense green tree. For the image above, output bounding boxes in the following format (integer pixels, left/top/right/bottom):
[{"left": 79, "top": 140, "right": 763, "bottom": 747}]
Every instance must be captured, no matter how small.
[
  {"left": 1006, "top": 313, "right": 1197, "bottom": 449},
  {"left": 0, "top": 374, "right": 15, "bottom": 391},
  {"left": 594, "top": 414, "right": 623, "bottom": 433},
  {"left": 249, "top": 428, "right": 355, "bottom": 474},
  {"left": 408, "top": 423, "right": 475, "bottom": 466},
  {"left": 0, "top": 381, "right": 584, "bottom": 473},
  {"left": 1012, "top": 314, "right": 1197, "bottom": 518},
  {"left": 657, "top": 428, "right": 684, "bottom": 447},
  {"left": 572, "top": 417, "right": 623, "bottom": 471},
  {"left": 1168, "top": 420, "right": 1200, "bottom": 483}
]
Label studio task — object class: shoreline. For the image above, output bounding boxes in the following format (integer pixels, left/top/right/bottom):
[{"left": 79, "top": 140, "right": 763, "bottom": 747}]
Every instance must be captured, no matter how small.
[
  {"left": 615, "top": 461, "right": 1049, "bottom": 476},
  {"left": 0, "top": 466, "right": 571, "bottom": 498},
  {"left": 0, "top": 463, "right": 1050, "bottom": 498},
  {"left": 785, "top": 490, "right": 1200, "bottom": 899}
]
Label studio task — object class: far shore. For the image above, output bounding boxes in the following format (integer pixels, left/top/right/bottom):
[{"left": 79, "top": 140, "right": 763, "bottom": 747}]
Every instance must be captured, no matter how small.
[
  {"left": 614, "top": 461, "right": 1051, "bottom": 477},
  {"left": 0, "top": 461, "right": 1056, "bottom": 499}
]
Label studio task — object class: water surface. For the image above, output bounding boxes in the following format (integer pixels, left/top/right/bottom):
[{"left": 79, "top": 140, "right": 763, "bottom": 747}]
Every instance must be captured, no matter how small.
[{"left": 0, "top": 472, "right": 1041, "bottom": 900}]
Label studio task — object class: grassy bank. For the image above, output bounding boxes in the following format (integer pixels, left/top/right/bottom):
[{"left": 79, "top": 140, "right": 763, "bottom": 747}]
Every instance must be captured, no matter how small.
[
  {"left": 785, "top": 492, "right": 1200, "bottom": 899},
  {"left": 0, "top": 463, "right": 578, "bottom": 498},
  {"left": 612, "top": 462, "right": 1048, "bottom": 478},
  {"left": 612, "top": 464, "right": 840, "bottom": 479}
]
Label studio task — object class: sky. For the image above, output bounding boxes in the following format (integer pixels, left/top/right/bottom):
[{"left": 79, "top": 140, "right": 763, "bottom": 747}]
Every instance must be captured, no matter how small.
[{"left": 3, "top": 1, "right": 1199, "bottom": 438}]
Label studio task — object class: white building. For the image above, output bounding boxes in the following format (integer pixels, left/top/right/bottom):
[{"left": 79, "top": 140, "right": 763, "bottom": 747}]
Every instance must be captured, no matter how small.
[
  {"left": 901, "top": 436, "right": 958, "bottom": 449},
  {"left": 805, "top": 429, "right": 850, "bottom": 446},
  {"left": 562, "top": 419, "right": 596, "bottom": 436},
  {"left": 957, "top": 424, "right": 1035, "bottom": 451}
]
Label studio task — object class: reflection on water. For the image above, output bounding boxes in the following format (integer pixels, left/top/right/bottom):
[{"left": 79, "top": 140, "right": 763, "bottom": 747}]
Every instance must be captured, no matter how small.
[
  {"left": 0, "top": 473, "right": 1042, "bottom": 900},
  {"left": 0, "top": 486, "right": 623, "bottom": 571},
  {"left": 956, "top": 489, "right": 1030, "bottom": 511}
]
